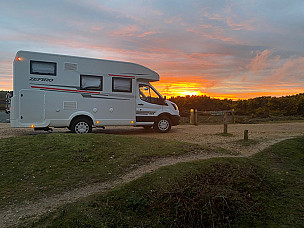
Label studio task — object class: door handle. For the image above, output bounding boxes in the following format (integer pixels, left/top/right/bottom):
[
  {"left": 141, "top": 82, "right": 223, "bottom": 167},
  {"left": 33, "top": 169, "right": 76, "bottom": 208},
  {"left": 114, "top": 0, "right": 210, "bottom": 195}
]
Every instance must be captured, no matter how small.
[{"left": 138, "top": 104, "right": 144, "bottom": 106}]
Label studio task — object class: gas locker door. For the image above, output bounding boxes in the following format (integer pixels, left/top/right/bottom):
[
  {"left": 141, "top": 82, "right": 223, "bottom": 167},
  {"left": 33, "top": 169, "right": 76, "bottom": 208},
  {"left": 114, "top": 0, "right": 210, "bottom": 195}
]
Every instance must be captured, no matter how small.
[
  {"left": 19, "top": 90, "right": 45, "bottom": 123},
  {"left": 136, "top": 84, "right": 164, "bottom": 123}
]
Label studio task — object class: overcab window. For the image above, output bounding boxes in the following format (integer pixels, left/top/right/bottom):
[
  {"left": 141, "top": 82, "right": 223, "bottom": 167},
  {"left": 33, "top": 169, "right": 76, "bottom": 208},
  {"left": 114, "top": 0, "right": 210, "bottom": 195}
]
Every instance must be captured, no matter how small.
[
  {"left": 80, "top": 75, "right": 103, "bottom": 91},
  {"left": 112, "top": 77, "right": 132, "bottom": 92},
  {"left": 30, "top": 60, "right": 57, "bottom": 76}
]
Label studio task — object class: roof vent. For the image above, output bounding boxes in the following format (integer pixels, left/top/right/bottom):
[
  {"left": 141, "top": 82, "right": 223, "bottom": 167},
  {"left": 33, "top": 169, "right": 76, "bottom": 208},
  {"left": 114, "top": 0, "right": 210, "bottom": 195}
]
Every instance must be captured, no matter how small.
[{"left": 64, "top": 62, "right": 78, "bottom": 71}]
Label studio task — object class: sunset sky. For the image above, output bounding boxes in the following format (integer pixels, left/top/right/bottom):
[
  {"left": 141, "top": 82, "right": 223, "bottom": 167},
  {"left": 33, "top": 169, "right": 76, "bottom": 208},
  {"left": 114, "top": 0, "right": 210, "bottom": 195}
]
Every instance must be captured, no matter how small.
[{"left": 0, "top": 0, "right": 304, "bottom": 99}]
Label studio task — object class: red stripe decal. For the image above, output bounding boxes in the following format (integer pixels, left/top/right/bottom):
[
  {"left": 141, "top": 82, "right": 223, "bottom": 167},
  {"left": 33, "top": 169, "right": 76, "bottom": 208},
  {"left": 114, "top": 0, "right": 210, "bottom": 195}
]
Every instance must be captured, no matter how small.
[
  {"left": 31, "top": 86, "right": 100, "bottom": 94},
  {"left": 108, "top": 74, "right": 135, "bottom": 78}
]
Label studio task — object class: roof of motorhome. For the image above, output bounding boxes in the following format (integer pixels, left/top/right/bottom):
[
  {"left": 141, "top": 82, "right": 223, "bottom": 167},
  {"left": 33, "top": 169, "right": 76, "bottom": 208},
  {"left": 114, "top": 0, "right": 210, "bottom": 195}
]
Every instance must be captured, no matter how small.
[{"left": 16, "top": 50, "right": 159, "bottom": 81}]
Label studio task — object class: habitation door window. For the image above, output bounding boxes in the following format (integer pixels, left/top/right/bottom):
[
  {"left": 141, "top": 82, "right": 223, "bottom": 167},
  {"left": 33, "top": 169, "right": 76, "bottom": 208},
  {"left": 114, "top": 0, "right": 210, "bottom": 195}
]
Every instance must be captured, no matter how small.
[
  {"left": 30, "top": 60, "right": 57, "bottom": 76},
  {"left": 112, "top": 77, "right": 132, "bottom": 92},
  {"left": 80, "top": 75, "right": 103, "bottom": 91}
]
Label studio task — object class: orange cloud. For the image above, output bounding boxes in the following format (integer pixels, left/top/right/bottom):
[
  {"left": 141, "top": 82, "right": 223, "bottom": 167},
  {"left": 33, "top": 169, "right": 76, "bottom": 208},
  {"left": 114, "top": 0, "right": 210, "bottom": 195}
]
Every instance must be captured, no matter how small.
[
  {"left": 109, "top": 25, "right": 140, "bottom": 37},
  {"left": 0, "top": 77, "right": 12, "bottom": 90},
  {"left": 267, "top": 56, "right": 304, "bottom": 83},
  {"left": 247, "top": 49, "right": 274, "bottom": 72}
]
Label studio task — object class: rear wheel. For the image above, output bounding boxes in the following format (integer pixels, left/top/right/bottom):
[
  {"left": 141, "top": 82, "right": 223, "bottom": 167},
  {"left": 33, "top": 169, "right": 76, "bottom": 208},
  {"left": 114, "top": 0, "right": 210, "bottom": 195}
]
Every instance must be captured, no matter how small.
[
  {"left": 70, "top": 118, "right": 92, "bottom": 134},
  {"left": 154, "top": 116, "right": 171, "bottom": 133}
]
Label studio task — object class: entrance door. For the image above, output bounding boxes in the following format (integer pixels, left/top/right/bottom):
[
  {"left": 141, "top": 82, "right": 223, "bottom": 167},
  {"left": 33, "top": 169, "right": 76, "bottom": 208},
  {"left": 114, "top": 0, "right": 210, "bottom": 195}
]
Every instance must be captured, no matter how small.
[{"left": 19, "top": 90, "right": 45, "bottom": 123}]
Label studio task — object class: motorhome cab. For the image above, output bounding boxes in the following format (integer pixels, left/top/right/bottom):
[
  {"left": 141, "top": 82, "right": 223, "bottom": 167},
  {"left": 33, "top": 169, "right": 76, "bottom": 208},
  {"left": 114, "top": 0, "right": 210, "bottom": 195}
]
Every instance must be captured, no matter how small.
[{"left": 10, "top": 51, "right": 180, "bottom": 133}]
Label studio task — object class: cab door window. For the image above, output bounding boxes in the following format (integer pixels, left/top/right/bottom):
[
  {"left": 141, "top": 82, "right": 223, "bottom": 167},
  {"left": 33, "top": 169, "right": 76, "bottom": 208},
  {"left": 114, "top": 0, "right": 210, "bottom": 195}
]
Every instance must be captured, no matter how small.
[{"left": 139, "top": 85, "right": 163, "bottom": 105}]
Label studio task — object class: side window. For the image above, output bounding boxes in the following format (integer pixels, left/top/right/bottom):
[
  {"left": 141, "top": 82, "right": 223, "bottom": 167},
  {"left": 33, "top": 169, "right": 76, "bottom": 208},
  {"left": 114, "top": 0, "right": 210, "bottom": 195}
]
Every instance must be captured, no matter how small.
[
  {"left": 30, "top": 60, "right": 57, "bottom": 76},
  {"left": 80, "top": 75, "right": 103, "bottom": 91},
  {"left": 112, "top": 77, "right": 132, "bottom": 92},
  {"left": 139, "top": 84, "right": 162, "bottom": 104}
]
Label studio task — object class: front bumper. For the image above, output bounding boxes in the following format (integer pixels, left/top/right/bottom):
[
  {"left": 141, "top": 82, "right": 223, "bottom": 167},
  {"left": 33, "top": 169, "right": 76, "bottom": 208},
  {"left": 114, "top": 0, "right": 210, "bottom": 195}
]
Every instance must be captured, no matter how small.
[{"left": 171, "top": 115, "right": 180, "bottom": 126}]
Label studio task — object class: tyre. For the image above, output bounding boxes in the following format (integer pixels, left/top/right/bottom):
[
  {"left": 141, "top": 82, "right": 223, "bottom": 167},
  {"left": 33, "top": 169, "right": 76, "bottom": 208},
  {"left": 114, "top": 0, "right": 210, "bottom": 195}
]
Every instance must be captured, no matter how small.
[
  {"left": 154, "top": 116, "right": 171, "bottom": 133},
  {"left": 70, "top": 118, "right": 92, "bottom": 134}
]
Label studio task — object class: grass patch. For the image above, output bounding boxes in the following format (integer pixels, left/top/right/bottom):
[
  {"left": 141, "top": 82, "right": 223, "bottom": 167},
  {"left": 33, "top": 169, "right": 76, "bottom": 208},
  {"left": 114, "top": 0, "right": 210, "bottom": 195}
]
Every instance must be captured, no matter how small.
[
  {"left": 236, "top": 139, "right": 259, "bottom": 146},
  {"left": 0, "top": 133, "right": 207, "bottom": 207},
  {"left": 214, "top": 146, "right": 239, "bottom": 155},
  {"left": 30, "top": 136, "right": 304, "bottom": 227}
]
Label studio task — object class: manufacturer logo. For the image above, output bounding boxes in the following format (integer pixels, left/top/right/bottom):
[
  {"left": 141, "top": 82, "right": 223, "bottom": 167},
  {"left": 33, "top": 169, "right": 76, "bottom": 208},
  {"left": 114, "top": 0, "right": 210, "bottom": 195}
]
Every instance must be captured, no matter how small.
[{"left": 29, "top": 77, "right": 54, "bottom": 82}]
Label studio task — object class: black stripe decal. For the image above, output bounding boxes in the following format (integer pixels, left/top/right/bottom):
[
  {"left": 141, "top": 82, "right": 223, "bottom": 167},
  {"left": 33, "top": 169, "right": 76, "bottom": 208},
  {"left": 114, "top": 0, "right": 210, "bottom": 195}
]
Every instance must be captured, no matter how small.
[{"left": 136, "top": 116, "right": 155, "bottom": 122}]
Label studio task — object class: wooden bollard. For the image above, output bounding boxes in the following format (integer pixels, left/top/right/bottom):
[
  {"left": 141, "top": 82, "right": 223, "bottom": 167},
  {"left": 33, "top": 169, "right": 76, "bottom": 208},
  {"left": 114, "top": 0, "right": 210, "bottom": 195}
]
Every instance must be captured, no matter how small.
[
  {"left": 223, "top": 112, "right": 228, "bottom": 133},
  {"left": 224, "top": 123, "right": 228, "bottom": 134},
  {"left": 190, "top": 109, "right": 198, "bottom": 125},
  {"left": 244, "top": 130, "right": 249, "bottom": 140}
]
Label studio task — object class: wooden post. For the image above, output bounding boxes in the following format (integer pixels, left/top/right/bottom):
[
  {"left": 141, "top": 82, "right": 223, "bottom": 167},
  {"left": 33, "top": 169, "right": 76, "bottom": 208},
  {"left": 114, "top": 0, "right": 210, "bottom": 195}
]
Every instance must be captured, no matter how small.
[
  {"left": 231, "top": 109, "right": 235, "bottom": 124},
  {"left": 190, "top": 109, "right": 194, "bottom": 125},
  {"left": 190, "top": 109, "right": 198, "bottom": 125},
  {"left": 244, "top": 130, "right": 248, "bottom": 140},
  {"left": 223, "top": 112, "right": 228, "bottom": 134}
]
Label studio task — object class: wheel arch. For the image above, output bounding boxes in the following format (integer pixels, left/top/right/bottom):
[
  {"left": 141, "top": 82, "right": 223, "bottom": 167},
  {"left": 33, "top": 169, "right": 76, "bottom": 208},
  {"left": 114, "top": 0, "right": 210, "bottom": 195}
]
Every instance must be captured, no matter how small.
[
  {"left": 157, "top": 112, "right": 173, "bottom": 121},
  {"left": 68, "top": 112, "right": 94, "bottom": 128}
]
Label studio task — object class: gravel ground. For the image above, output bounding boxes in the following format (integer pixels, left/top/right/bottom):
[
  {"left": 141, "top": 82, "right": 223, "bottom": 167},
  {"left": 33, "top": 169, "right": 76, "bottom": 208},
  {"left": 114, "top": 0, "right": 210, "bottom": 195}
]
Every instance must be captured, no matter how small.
[
  {"left": 0, "top": 112, "right": 9, "bottom": 123},
  {"left": 95, "top": 122, "right": 304, "bottom": 156}
]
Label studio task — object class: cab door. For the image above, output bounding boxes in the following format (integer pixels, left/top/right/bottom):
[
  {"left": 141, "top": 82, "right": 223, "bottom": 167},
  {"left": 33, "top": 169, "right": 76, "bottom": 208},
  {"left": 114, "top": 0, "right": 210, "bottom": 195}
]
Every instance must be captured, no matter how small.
[{"left": 136, "top": 83, "right": 164, "bottom": 124}]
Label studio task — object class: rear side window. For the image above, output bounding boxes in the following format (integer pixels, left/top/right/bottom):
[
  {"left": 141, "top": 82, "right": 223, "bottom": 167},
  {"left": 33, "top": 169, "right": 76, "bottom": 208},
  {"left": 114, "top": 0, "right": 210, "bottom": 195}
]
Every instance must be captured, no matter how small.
[
  {"left": 30, "top": 60, "right": 57, "bottom": 76},
  {"left": 112, "top": 77, "right": 132, "bottom": 92},
  {"left": 80, "top": 75, "right": 103, "bottom": 91}
]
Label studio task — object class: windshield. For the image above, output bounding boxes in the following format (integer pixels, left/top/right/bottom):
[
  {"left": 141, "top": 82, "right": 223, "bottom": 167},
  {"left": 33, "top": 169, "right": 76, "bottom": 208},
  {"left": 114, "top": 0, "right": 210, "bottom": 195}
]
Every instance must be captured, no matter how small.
[{"left": 139, "top": 84, "right": 164, "bottom": 105}]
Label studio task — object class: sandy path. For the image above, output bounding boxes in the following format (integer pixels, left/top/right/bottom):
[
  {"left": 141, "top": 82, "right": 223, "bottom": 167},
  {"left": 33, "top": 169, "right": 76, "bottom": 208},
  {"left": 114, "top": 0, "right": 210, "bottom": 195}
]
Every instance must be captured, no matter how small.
[{"left": 0, "top": 122, "right": 304, "bottom": 227}]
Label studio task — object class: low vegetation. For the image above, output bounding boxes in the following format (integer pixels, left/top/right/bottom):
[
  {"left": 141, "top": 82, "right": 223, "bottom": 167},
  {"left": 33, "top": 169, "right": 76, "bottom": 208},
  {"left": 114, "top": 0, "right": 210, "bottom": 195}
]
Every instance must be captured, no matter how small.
[
  {"left": 0, "top": 133, "right": 208, "bottom": 207},
  {"left": 28, "top": 136, "right": 304, "bottom": 227},
  {"left": 0, "top": 91, "right": 8, "bottom": 111},
  {"left": 170, "top": 93, "right": 304, "bottom": 118}
]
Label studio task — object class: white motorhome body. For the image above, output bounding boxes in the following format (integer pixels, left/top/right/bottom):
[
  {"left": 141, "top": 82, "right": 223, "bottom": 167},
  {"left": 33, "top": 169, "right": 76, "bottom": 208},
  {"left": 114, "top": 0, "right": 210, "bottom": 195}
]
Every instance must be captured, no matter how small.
[{"left": 10, "top": 51, "right": 180, "bottom": 133}]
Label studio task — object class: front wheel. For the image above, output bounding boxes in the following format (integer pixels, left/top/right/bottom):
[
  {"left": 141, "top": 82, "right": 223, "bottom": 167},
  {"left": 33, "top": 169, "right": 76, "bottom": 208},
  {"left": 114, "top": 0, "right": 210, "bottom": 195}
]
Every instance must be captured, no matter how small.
[
  {"left": 154, "top": 116, "right": 172, "bottom": 133},
  {"left": 70, "top": 118, "right": 92, "bottom": 134}
]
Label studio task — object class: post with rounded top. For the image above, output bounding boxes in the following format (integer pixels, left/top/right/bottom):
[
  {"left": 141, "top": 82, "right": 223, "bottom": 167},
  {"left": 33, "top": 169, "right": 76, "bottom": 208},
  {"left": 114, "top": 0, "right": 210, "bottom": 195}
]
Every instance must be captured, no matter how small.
[{"left": 190, "top": 109, "right": 198, "bottom": 125}]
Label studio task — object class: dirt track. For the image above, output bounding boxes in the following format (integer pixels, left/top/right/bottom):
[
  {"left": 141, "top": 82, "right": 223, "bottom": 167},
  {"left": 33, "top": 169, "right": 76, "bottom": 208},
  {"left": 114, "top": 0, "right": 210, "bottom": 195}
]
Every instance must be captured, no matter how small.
[{"left": 1, "top": 122, "right": 304, "bottom": 227}]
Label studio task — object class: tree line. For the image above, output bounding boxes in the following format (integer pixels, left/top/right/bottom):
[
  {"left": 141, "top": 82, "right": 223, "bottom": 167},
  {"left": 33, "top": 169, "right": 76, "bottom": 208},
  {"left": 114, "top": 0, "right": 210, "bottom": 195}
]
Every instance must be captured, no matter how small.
[
  {"left": 169, "top": 93, "right": 304, "bottom": 117},
  {"left": 0, "top": 91, "right": 7, "bottom": 111}
]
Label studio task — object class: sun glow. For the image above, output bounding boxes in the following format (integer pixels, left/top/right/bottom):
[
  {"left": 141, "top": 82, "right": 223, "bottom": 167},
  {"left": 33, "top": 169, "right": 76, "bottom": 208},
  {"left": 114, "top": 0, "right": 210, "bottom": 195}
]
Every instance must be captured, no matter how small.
[
  {"left": 154, "top": 83, "right": 205, "bottom": 98},
  {"left": 173, "top": 90, "right": 204, "bottom": 97},
  {"left": 152, "top": 77, "right": 207, "bottom": 98}
]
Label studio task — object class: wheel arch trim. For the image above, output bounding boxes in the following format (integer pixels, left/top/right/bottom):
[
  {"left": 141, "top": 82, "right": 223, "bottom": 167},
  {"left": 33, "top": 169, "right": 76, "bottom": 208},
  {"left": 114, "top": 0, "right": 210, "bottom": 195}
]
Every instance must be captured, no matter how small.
[{"left": 68, "top": 111, "right": 95, "bottom": 126}]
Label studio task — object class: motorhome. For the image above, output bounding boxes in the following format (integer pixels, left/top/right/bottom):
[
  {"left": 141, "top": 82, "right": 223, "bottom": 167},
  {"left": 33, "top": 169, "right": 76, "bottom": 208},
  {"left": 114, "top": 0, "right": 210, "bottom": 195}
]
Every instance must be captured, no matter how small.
[{"left": 9, "top": 51, "right": 180, "bottom": 133}]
